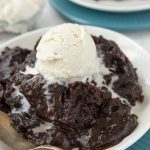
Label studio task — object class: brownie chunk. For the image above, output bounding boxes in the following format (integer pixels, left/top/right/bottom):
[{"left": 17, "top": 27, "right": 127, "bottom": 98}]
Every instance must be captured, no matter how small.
[
  {"left": 5, "top": 74, "right": 138, "bottom": 150},
  {"left": 113, "top": 75, "right": 143, "bottom": 105},
  {"left": 92, "top": 36, "right": 143, "bottom": 105},
  {"left": 0, "top": 47, "right": 36, "bottom": 112}
]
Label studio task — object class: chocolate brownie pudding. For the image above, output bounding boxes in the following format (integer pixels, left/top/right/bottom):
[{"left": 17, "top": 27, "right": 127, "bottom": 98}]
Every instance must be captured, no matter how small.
[
  {"left": 0, "top": 24, "right": 143, "bottom": 150},
  {"left": 0, "top": 47, "right": 36, "bottom": 112}
]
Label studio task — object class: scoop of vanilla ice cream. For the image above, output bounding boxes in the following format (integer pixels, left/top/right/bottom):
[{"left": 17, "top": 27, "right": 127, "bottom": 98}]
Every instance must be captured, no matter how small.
[
  {"left": 0, "top": 0, "right": 43, "bottom": 23},
  {"left": 35, "top": 23, "right": 99, "bottom": 80},
  {"left": 0, "top": 0, "right": 44, "bottom": 33}
]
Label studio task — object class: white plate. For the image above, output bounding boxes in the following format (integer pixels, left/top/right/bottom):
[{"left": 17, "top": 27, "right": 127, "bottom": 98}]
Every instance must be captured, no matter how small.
[
  {"left": 0, "top": 26, "right": 150, "bottom": 150},
  {"left": 70, "top": 0, "right": 150, "bottom": 12}
]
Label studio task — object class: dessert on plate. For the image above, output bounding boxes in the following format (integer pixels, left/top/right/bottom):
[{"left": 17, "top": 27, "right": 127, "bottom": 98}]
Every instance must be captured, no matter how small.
[
  {"left": 0, "top": 24, "right": 143, "bottom": 150},
  {"left": 0, "top": 0, "right": 44, "bottom": 33}
]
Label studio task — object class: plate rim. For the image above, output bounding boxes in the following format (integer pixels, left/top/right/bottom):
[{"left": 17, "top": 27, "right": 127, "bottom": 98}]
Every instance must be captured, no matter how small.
[
  {"left": 69, "top": 0, "right": 150, "bottom": 12},
  {"left": 0, "top": 25, "right": 150, "bottom": 150}
]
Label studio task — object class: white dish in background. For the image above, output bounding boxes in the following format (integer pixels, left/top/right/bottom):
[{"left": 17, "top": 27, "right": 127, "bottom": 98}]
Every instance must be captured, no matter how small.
[
  {"left": 0, "top": 26, "right": 150, "bottom": 150},
  {"left": 69, "top": 0, "right": 150, "bottom": 12}
]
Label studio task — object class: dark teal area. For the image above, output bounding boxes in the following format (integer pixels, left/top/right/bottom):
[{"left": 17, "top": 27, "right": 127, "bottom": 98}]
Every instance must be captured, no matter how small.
[
  {"left": 127, "top": 130, "right": 150, "bottom": 150},
  {"left": 50, "top": 0, "right": 150, "bottom": 31}
]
